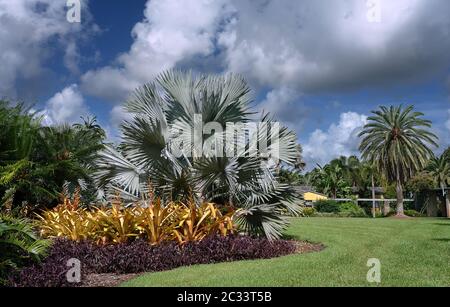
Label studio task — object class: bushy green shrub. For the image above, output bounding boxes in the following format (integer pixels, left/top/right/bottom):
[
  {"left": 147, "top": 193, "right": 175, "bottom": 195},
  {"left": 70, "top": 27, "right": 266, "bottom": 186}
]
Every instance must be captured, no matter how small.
[
  {"left": 301, "top": 207, "right": 316, "bottom": 217},
  {"left": 314, "top": 200, "right": 340, "bottom": 213},
  {"left": 404, "top": 210, "right": 425, "bottom": 217},
  {"left": 312, "top": 201, "right": 367, "bottom": 218},
  {"left": 339, "top": 202, "right": 367, "bottom": 217}
]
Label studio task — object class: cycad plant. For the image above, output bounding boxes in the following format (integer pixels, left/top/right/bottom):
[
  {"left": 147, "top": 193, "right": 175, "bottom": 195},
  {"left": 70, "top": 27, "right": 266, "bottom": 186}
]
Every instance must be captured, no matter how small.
[
  {"left": 359, "top": 105, "right": 438, "bottom": 216},
  {"left": 0, "top": 100, "right": 106, "bottom": 212},
  {"left": 96, "top": 71, "right": 301, "bottom": 239},
  {"left": 0, "top": 215, "right": 50, "bottom": 285}
]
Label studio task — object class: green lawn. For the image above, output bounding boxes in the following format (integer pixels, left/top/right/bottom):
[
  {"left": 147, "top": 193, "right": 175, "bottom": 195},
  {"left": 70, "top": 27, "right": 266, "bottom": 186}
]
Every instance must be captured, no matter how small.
[{"left": 121, "top": 218, "right": 450, "bottom": 287}]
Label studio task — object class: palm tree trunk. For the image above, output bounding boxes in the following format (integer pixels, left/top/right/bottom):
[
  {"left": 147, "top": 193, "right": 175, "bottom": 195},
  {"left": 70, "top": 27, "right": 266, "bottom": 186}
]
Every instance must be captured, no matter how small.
[
  {"left": 446, "top": 191, "right": 450, "bottom": 219},
  {"left": 371, "top": 174, "right": 376, "bottom": 218},
  {"left": 396, "top": 181, "right": 405, "bottom": 216}
]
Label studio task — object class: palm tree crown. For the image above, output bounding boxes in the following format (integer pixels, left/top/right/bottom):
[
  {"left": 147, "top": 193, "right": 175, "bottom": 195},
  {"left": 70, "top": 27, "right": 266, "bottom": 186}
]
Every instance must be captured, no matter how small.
[{"left": 427, "top": 154, "right": 450, "bottom": 201}]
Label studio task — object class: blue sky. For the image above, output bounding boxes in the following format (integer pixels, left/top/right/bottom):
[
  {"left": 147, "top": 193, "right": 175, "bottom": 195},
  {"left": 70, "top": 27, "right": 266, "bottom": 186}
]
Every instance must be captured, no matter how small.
[{"left": 1, "top": 0, "right": 449, "bottom": 168}]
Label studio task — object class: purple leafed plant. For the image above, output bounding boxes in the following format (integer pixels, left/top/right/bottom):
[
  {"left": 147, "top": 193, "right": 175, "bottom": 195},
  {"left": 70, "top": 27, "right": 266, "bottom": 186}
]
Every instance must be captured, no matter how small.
[{"left": 9, "top": 236, "right": 296, "bottom": 287}]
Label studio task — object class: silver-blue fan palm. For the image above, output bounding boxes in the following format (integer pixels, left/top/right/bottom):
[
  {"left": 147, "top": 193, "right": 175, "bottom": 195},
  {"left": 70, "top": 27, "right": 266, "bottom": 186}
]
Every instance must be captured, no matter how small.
[{"left": 95, "top": 71, "right": 302, "bottom": 239}]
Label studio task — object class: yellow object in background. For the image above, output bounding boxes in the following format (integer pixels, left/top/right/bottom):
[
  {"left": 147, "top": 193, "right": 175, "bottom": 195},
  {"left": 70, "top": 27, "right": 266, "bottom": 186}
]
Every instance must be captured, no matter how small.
[{"left": 303, "top": 192, "right": 328, "bottom": 202}]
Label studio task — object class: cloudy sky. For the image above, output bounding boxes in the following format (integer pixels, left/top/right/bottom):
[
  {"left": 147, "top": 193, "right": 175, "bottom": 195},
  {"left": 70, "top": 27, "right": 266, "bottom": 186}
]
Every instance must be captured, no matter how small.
[{"left": 1, "top": 0, "right": 449, "bottom": 169}]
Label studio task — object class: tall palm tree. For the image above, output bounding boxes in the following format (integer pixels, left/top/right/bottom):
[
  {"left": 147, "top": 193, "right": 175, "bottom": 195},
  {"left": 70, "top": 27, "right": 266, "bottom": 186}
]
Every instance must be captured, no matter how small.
[
  {"left": 359, "top": 105, "right": 438, "bottom": 217},
  {"left": 427, "top": 154, "right": 450, "bottom": 218},
  {"left": 95, "top": 70, "right": 301, "bottom": 240}
]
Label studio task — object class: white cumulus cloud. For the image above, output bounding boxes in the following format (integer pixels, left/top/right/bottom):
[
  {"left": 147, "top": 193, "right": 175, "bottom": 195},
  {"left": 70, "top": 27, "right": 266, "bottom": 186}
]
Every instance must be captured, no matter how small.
[
  {"left": 81, "top": 0, "right": 232, "bottom": 102},
  {"left": 0, "top": 0, "right": 95, "bottom": 98},
  {"left": 303, "top": 112, "right": 368, "bottom": 168},
  {"left": 220, "top": 0, "right": 450, "bottom": 92},
  {"left": 41, "top": 84, "right": 89, "bottom": 126}
]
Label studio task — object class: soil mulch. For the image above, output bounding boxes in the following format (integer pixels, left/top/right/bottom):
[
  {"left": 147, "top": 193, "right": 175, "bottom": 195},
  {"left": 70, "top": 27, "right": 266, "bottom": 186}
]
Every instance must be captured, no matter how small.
[
  {"left": 82, "top": 240, "right": 325, "bottom": 287},
  {"left": 82, "top": 273, "right": 138, "bottom": 287},
  {"left": 292, "top": 240, "right": 326, "bottom": 254}
]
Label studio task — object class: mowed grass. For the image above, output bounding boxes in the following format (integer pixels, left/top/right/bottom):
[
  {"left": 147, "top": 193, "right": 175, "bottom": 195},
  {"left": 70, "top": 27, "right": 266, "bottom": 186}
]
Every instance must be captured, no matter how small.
[{"left": 121, "top": 218, "right": 450, "bottom": 287}]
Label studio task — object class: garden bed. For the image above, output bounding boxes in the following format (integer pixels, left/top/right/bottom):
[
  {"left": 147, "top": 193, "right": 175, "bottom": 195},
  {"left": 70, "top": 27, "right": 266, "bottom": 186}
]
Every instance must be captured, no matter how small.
[
  {"left": 80, "top": 240, "right": 324, "bottom": 287},
  {"left": 8, "top": 236, "right": 325, "bottom": 287}
]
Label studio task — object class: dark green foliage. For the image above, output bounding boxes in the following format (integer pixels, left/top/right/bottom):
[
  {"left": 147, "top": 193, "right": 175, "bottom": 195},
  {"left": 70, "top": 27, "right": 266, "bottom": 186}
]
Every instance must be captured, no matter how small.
[
  {"left": 306, "top": 156, "right": 380, "bottom": 199},
  {"left": 307, "top": 163, "right": 351, "bottom": 199},
  {"left": 312, "top": 201, "right": 366, "bottom": 217},
  {"left": 338, "top": 202, "right": 367, "bottom": 217},
  {"left": 279, "top": 168, "right": 305, "bottom": 185},
  {"left": 0, "top": 100, "right": 106, "bottom": 212},
  {"left": 314, "top": 200, "right": 340, "bottom": 213},
  {"left": 406, "top": 172, "right": 435, "bottom": 194},
  {"left": 0, "top": 215, "right": 50, "bottom": 285}
]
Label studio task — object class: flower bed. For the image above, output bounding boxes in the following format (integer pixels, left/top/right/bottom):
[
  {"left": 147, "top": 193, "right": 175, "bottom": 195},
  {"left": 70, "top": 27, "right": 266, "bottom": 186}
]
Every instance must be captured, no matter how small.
[{"left": 9, "top": 236, "right": 296, "bottom": 287}]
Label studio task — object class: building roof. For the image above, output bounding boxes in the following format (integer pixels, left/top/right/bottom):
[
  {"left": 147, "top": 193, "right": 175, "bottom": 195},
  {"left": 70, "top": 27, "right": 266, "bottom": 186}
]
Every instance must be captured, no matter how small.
[
  {"left": 293, "top": 186, "right": 328, "bottom": 197},
  {"left": 293, "top": 185, "right": 316, "bottom": 194}
]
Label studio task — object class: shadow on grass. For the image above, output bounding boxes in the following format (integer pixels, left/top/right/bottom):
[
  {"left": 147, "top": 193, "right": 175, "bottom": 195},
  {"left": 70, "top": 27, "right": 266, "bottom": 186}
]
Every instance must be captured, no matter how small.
[
  {"left": 433, "top": 222, "right": 450, "bottom": 226},
  {"left": 432, "top": 238, "right": 450, "bottom": 242}
]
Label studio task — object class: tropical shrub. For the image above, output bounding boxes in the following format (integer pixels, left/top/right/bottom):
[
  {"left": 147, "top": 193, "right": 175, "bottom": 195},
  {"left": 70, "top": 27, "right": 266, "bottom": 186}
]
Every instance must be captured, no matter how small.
[
  {"left": 95, "top": 71, "right": 302, "bottom": 240},
  {"left": 404, "top": 210, "right": 425, "bottom": 217},
  {"left": 10, "top": 236, "right": 296, "bottom": 287},
  {"left": 0, "top": 100, "right": 106, "bottom": 212},
  {"left": 133, "top": 198, "right": 179, "bottom": 245},
  {"left": 309, "top": 201, "right": 367, "bottom": 217},
  {"left": 0, "top": 215, "right": 50, "bottom": 285},
  {"left": 300, "top": 207, "right": 316, "bottom": 217},
  {"left": 308, "top": 162, "right": 352, "bottom": 199},
  {"left": 314, "top": 200, "right": 340, "bottom": 213},
  {"left": 339, "top": 202, "right": 367, "bottom": 217},
  {"left": 171, "top": 202, "right": 234, "bottom": 244},
  {"left": 37, "top": 197, "right": 235, "bottom": 245}
]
